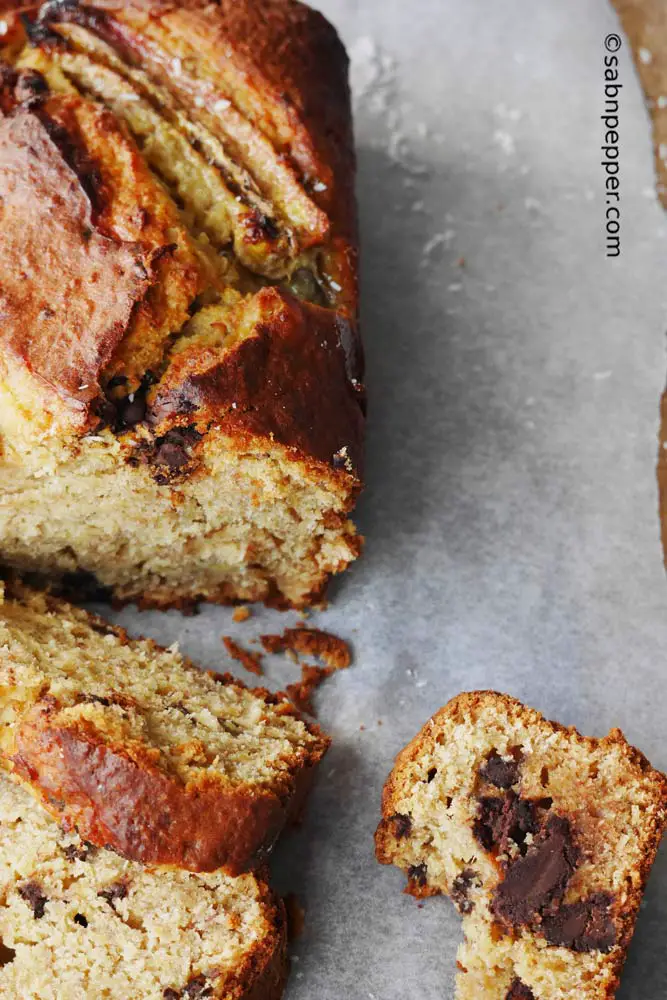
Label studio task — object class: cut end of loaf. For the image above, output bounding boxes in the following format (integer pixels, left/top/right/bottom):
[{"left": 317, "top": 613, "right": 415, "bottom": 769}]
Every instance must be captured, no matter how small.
[{"left": 0, "top": 772, "right": 288, "bottom": 999}]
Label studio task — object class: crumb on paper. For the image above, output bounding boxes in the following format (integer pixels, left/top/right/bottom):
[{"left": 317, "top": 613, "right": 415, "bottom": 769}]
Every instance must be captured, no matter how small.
[
  {"left": 222, "top": 636, "right": 263, "bottom": 676},
  {"left": 232, "top": 605, "right": 251, "bottom": 623},
  {"left": 260, "top": 628, "right": 352, "bottom": 670},
  {"left": 261, "top": 627, "right": 352, "bottom": 714}
]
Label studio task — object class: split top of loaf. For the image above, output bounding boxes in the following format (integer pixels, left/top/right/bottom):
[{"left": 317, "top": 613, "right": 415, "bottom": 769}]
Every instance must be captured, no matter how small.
[
  {"left": 0, "top": 581, "right": 329, "bottom": 873},
  {"left": 375, "top": 690, "right": 667, "bottom": 1000},
  {"left": 0, "top": 0, "right": 364, "bottom": 609},
  {"left": 0, "top": 771, "right": 287, "bottom": 1000}
]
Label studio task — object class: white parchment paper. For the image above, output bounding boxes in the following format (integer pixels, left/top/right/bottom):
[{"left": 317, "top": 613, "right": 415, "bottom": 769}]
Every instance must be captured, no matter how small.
[{"left": 97, "top": 1, "right": 667, "bottom": 996}]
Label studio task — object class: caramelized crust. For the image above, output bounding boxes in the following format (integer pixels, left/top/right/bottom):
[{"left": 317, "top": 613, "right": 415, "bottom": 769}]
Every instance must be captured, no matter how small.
[
  {"left": 0, "top": 0, "right": 364, "bottom": 608},
  {"left": 0, "top": 102, "right": 158, "bottom": 422}
]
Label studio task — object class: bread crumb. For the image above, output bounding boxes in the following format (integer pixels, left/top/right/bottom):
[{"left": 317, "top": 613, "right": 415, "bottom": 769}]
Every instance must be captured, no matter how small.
[
  {"left": 260, "top": 628, "right": 351, "bottom": 669},
  {"left": 285, "top": 665, "right": 330, "bottom": 715},
  {"left": 222, "top": 637, "right": 263, "bottom": 676},
  {"left": 232, "top": 606, "right": 251, "bottom": 623}
]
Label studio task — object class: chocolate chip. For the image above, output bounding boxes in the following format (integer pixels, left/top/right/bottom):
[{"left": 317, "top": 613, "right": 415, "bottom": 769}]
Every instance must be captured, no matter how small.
[
  {"left": 389, "top": 814, "right": 412, "bottom": 839},
  {"left": 451, "top": 868, "right": 479, "bottom": 914},
  {"left": 407, "top": 863, "right": 427, "bottom": 888},
  {"left": 541, "top": 892, "right": 616, "bottom": 953},
  {"left": 73, "top": 913, "right": 88, "bottom": 927},
  {"left": 426, "top": 768, "right": 437, "bottom": 783},
  {"left": 18, "top": 881, "right": 48, "bottom": 919},
  {"left": 479, "top": 750, "right": 521, "bottom": 789},
  {"left": 184, "top": 976, "right": 212, "bottom": 998},
  {"left": 163, "top": 991, "right": 180, "bottom": 1000},
  {"left": 63, "top": 842, "right": 96, "bottom": 863},
  {"left": 98, "top": 881, "right": 128, "bottom": 911},
  {"left": 492, "top": 815, "right": 580, "bottom": 927},
  {"left": 505, "top": 979, "right": 535, "bottom": 1000},
  {"left": 116, "top": 393, "right": 146, "bottom": 427},
  {"left": 154, "top": 440, "right": 190, "bottom": 469},
  {"left": 474, "top": 792, "right": 541, "bottom": 855}
]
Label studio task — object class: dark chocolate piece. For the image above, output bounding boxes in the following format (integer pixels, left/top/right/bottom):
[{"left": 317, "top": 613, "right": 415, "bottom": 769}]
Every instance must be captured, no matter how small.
[
  {"left": 479, "top": 750, "right": 521, "bottom": 790},
  {"left": 474, "top": 792, "right": 541, "bottom": 855},
  {"left": 97, "top": 880, "right": 128, "bottom": 911},
  {"left": 407, "top": 863, "right": 427, "bottom": 888},
  {"left": 492, "top": 815, "right": 580, "bottom": 926},
  {"left": 541, "top": 892, "right": 616, "bottom": 954},
  {"left": 18, "top": 881, "right": 48, "bottom": 919},
  {"left": 389, "top": 814, "right": 412, "bottom": 839},
  {"left": 450, "top": 868, "right": 478, "bottom": 915},
  {"left": 505, "top": 979, "right": 535, "bottom": 1000}
]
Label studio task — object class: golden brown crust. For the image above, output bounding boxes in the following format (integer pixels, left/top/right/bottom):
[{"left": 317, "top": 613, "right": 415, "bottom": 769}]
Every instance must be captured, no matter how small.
[
  {"left": 1, "top": 582, "right": 330, "bottom": 874},
  {"left": 0, "top": 100, "right": 159, "bottom": 422},
  {"left": 152, "top": 287, "right": 364, "bottom": 483},
  {"left": 0, "top": 0, "right": 364, "bottom": 483},
  {"left": 376, "top": 691, "right": 667, "bottom": 1000},
  {"left": 9, "top": 694, "right": 327, "bottom": 875}
]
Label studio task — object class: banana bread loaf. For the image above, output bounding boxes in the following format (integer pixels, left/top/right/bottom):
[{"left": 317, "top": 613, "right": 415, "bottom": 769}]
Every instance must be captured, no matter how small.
[
  {"left": 0, "top": 0, "right": 364, "bottom": 610},
  {"left": 0, "top": 579, "right": 329, "bottom": 873},
  {"left": 375, "top": 691, "right": 667, "bottom": 999},
  {"left": 0, "top": 771, "right": 287, "bottom": 1000}
]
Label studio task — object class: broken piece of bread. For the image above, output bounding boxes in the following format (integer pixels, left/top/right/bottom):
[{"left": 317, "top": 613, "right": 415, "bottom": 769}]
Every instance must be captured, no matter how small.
[
  {"left": 0, "top": 0, "right": 364, "bottom": 610},
  {"left": 0, "top": 580, "right": 329, "bottom": 873},
  {"left": 375, "top": 691, "right": 667, "bottom": 999},
  {"left": 0, "top": 771, "right": 287, "bottom": 1000}
]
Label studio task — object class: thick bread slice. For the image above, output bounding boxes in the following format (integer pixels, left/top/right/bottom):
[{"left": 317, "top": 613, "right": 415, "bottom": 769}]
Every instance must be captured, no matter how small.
[
  {"left": 0, "top": 0, "right": 364, "bottom": 610},
  {"left": 0, "top": 580, "right": 329, "bottom": 873},
  {"left": 0, "top": 772, "right": 287, "bottom": 1000},
  {"left": 375, "top": 691, "right": 667, "bottom": 1000}
]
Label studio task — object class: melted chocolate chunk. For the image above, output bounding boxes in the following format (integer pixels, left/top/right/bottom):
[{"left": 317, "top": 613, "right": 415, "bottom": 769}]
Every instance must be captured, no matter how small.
[
  {"left": 450, "top": 868, "right": 478, "bottom": 915},
  {"left": 407, "top": 863, "right": 427, "bottom": 888},
  {"left": 505, "top": 979, "right": 535, "bottom": 1000},
  {"left": 98, "top": 881, "right": 128, "bottom": 911},
  {"left": 541, "top": 892, "right": 616, "bottom": 953},
  {"left": 479, "top": 750, "right": 521, "bottom": 789},
  {"left": 474, "top": 792, "right": 541, "bottom": 855},
  {"left": 18, "top": 881, "right": 48, "bottom": 919},
  {"left": 492, "top": 815, "right": 580, "bottom": 927},
  {"left": 163, "top": 991, "right": 180, "bottom": 1000},
  {"left": 390, "top": 814, "right": 412, "bottom": 839},
  {"left": 152, "top": 427, "right": 202, "bottom": 480}
]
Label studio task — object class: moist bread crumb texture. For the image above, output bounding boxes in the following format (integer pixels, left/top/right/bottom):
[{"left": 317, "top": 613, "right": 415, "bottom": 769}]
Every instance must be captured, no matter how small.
[
  {"left": 0, "top": 580, "right": 329, "bottom": 873},
  {"left": 0, "top": 771, "right": 287, "bottom": 1000},
  {"left": 0, "top": 0, "right": 364, "bottom": 610},
  {"left": 375, "top": 691, "right": 667, "bottom": 1000}
]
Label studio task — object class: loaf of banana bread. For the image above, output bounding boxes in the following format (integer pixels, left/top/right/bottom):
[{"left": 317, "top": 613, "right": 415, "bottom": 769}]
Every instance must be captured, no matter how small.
[
  {"left": 0, "top": 771, "right": 287, "bottom": 1000},
  {"left": 0, "top": 0, "right": 364, "bottom": 609},
  {"left": 375, "top": 691, "right": 667, "bottom": 999},
  {"left": 0, "top": 579, "right": 329, "bottom": 873}
]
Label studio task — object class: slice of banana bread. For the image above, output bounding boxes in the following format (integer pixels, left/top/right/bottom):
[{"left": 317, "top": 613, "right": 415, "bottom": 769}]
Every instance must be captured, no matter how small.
[
  {"left": 0, "top": 580, "right": 329, "bottom": 873},
  {"left": 0, "top": 0, "right": 364, "bottom": 610},
  {"left": 0, "top": 772, "right": 287, "bottom": 1000},
  {"left": 375, "top": 691, "right": 667, "bottom": 1000}
]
